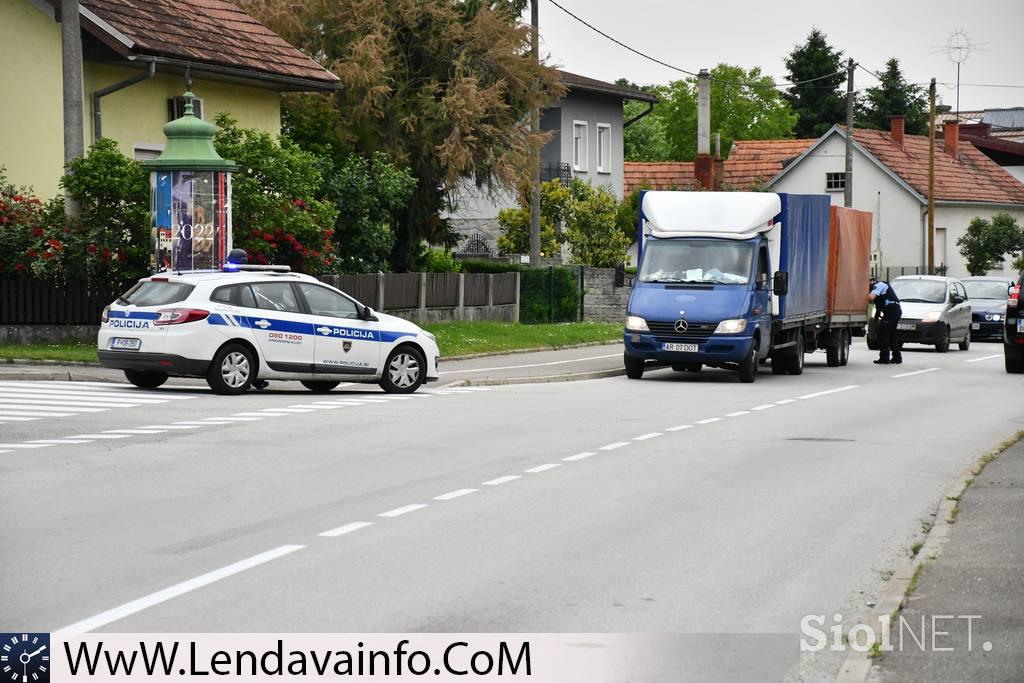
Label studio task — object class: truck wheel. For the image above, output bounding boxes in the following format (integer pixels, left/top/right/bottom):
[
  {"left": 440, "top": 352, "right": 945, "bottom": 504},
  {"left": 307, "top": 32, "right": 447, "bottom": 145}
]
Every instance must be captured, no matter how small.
[
  {"left": 826, "top": 343, "right": 841, "bottom": 367},
  {"left": 770, "top": 352, "right": 787, "bottom": 375},
  {"left": 958, "top": 333, "right": 970, "bottom": 351},
  {"left": 738, "top": 341, "right": 758, "bottom": 383},
  {"left": 839, "top": 330, "right": 851, "bottom": 366},
  {"left": 866, "top": 336, "right": 879, "bottom": 351},
  {"left": 124, "top": 369, "right": 168, "bottom": 389},
  {"left": 786, "top": 333, "right": 805, "bottom": 375},
  {"left": 935, "top": 327, "right": 950, "bottom": 353},
  {"left": 624, "top": 353, "right": 645, "bottom": 379}
]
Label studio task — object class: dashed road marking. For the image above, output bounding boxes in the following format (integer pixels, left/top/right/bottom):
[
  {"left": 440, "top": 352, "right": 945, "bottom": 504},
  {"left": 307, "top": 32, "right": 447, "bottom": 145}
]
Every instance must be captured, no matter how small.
[
  {"left": 598, "top": 441, "right": 630, "bottom": 451},
  {"left": 482, "top": 475, "right": 521, "bottom": 486},
  {"left": 891, "top": 368, "right": 939, "bottom": 379},
  {"left": 633, "top": 432, "right": 663, "bottom": 441},
  {"left": 68, "top": 434, "right": 131, "bottom": 440},
  {"left": 434, "top": 488, "right": 479, "bottom": 501},
  {"left": 797, "top": 385, "right": 859, "bottom": 399},
  {"left": 26, "top": 439, "right": 93, "bottom": 445},
  {"left": 665, "top": 425, "right": 692, "bottom": 432},
  {"left": 775, "top": 399, "right": 797, "bottom": 405},
  {"left": 378, "top": 504, "right": 428, "bottom": 518},
  {"left": 563, "top": 452, "right": 596, "bottom": 462},
  {"left": 525, "top": 464, "right": 561, "bottom": 474},
  {"left": 318, "top": 522, "right": 373, "bottom": 538},
  {"left": 965, "top": 354, "right": 1001, "bottom": 363},
  {"left": 726, "top": 411, "right": 750, "bottom": 417},
  {"left": 0, "top": 443, "right": 54, "bottom": 449},
  {"left": 695, "top": 417, "right": 723, "bottom": 425},
  {"left": 752, "top": 404, "right": 776, "bottom": 411},
  {"left": 104, "top": 429, "right": 166, "bottom": 435}
]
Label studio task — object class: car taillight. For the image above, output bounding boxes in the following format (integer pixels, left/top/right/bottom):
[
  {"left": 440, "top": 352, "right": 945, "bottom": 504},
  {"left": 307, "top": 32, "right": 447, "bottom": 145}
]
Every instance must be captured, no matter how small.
[
  {"left": 154, "top": 308, "right": 210, "bottom": 325},
  {"left": 1009, "top": 285, "right": 1020, "bottom": 310},
  {"left": 101, "top": 305, "right": 110, "bottom": 323}
]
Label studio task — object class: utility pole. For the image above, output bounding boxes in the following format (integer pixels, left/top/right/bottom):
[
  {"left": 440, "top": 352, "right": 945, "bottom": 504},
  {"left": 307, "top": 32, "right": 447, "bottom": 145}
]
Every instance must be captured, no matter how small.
[
  {"left": 61, "top": 0, "right": 84, "bottom": 220},
  {"left": 528, "top": 0, "right": 541, "bottom": 267},
  {"left": 927, "top": 78, "right": 936, "bottom": 273},
  {"left": 844, "top": 58, "right": 854, "bottom": 208}
]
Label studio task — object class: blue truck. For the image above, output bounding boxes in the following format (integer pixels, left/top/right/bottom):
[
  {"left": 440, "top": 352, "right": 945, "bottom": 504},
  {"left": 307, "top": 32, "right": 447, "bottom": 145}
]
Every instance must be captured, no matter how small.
[{"left": 624, "top": 191, "right": 869, "bottom": 382}]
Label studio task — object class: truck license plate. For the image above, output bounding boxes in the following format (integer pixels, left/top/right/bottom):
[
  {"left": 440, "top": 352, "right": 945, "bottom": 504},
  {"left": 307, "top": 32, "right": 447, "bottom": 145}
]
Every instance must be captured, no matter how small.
[
  {"left": 109, "top": 337, "right": 141, "bottom": 351},
  {"left": 897, "top": 323, "right": 916, "bottom": 331},
  {"left": 662, "top": 343, "right": 698, "bottom": 353}
]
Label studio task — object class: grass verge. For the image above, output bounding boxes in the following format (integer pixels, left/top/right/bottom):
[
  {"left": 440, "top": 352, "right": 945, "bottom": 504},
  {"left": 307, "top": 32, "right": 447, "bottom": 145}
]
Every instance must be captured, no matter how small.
[{"left": 0, "top": 321, "right": 623, "bottom": 365}]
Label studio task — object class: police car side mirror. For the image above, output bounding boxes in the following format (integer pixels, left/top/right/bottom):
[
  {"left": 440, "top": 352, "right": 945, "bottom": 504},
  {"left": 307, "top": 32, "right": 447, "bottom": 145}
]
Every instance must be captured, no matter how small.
[
  {"left": 772, "top": 271, "right": 789, "bottom": 297},
  {"left": 361, "top": 305, "right": 378, "bottom": 322}
]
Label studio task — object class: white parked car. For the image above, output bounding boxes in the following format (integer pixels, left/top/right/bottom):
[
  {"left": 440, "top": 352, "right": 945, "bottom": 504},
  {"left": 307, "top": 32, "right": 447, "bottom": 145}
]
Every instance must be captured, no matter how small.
[{"left": 97, "top": 266, "right": 440, "bottom": 394}]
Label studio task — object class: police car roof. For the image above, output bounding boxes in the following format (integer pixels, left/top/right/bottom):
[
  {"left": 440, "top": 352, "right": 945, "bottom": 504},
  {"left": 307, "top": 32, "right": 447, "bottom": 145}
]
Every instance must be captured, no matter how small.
[{"left": 147, "top": 270, "right": 317, "bottom": 285}]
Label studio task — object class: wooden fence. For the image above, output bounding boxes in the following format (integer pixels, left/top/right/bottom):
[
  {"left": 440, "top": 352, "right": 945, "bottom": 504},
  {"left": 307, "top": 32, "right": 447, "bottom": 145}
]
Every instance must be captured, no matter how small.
[{"left": 1, "top": 272, "right": 520, "bottom": 326}]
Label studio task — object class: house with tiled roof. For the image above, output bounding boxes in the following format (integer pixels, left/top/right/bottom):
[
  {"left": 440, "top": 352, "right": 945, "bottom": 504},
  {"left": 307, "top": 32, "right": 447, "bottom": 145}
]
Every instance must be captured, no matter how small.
[
  {"left": 1, "top": 0, "right": 338, "bottom": 196},
  {"left": 623, "top": 138, "right": 816, "bottom": 194},
  {"left": 769, "top": 117, "right": 1024, "bottom": 277}
]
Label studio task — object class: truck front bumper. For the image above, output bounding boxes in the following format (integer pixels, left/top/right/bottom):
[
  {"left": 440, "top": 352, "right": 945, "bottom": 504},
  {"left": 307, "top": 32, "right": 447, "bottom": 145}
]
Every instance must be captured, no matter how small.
[{"left": 624, "top": 332, "right": 754, "bottom": 364}]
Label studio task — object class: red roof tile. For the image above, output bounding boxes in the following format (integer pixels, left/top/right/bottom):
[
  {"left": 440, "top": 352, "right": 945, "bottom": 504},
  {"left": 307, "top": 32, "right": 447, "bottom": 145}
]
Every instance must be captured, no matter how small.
[
  {"left": 623, "top": 162, "right": 697, "bottom": 194},
  {"left": 81, "top": 0, "right": 337, "bottom": 87},
  {"left": 727, "top": 138, "right": 817, "bottom": 163},
  {"left": 852, "top": 128, "right": 1024, "bottom": 205}
]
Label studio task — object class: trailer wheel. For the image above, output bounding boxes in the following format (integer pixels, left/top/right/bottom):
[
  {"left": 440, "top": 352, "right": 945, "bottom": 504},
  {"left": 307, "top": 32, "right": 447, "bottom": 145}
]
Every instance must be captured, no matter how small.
[
  {"left": 770, "top": 352, "right": 787, "bottom": 375},
  {"left": 866, "top": 335, "right": 879, "bottom": 351},
  {"left": 624, "top": 353, "right": 645, "bottom": 379},
  {"left": 839, "top": 330, "right": 851, "bottom": 366},
  {"left": 786, "top": 333, "right": 805, "bottom": 375},
  {"left": 826, "top": 343, "right": 841, "bottom": 367}
]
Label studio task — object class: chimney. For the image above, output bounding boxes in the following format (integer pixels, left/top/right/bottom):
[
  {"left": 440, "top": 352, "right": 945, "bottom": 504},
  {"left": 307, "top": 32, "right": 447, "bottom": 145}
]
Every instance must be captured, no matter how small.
[
  {"left": 890, "top": 115, "right": 905, "bottom": 148},
  {"left": 944, "top": 121, "right": 960, "bottom": 160}
]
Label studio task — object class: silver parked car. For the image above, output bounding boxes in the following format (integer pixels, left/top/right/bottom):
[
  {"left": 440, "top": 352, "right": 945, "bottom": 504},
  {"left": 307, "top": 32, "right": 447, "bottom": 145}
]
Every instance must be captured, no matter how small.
[{"left": 867, "top": 275, "right": 972, "bottom": 353}]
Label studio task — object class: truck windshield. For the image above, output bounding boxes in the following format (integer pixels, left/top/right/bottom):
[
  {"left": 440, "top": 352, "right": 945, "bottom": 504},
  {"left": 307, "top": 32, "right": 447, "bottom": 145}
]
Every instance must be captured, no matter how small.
[{"left": 639, "top": 239, "right": 754, "bottom": 284}]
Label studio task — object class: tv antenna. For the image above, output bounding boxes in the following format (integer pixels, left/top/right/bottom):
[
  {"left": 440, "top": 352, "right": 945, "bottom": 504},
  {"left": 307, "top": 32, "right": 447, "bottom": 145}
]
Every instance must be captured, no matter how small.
[{"left": 942, "top": 30, "right": 985, "bottom": 119}]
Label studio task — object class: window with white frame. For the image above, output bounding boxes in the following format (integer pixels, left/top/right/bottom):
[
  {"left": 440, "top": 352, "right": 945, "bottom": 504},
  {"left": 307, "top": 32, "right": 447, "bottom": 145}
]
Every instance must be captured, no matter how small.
[
  {"left": 573, "top": 121, "right": 588, "bottom": 172},
  {"left": 596, "top": 123, "right": 611, "bottom": 173},
  {"left": 825, "top": 172, "right": 846, "bottom": 191}
]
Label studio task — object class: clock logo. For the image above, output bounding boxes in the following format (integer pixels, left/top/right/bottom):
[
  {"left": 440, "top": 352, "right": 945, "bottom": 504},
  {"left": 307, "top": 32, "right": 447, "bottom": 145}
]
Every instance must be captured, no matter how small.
[{"left": 1, "top": 634, "right": 50, "bottom": 683}]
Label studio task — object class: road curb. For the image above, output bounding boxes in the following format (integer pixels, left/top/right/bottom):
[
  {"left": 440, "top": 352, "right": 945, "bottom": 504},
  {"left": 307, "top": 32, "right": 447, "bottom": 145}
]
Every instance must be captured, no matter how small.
[
  {"left": 835, "top": 430, "right": 1024, "bottom": 683},
  {"left": 443, "top": 340, "right": 622, "bottom": 362},
  {"left": 452, "top": 367, "right": 625, "bottom": 387},
  {"left": 0, "top": 369, "right": 119, "bottom": 383}
]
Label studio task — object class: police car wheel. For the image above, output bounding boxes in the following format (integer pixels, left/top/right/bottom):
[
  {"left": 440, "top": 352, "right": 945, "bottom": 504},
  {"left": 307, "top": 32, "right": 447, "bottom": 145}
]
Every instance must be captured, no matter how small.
[
  {"left": 301, "top": 380, "right": 341, "bottom": 393},
  {"left": 124, "top": 369, "right": 168, "bottom": 389},
  {"left": 380, "top": 346, "right": 425, "bottom": 394},
  {"left": 207, "top": 344, "right": 255, "bottom": 395}
]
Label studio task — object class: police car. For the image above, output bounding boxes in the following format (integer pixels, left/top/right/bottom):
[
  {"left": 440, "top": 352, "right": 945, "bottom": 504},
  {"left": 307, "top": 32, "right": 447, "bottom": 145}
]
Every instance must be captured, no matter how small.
[{"left": 97, "top": 264, "right": 440, "bottom": 395}]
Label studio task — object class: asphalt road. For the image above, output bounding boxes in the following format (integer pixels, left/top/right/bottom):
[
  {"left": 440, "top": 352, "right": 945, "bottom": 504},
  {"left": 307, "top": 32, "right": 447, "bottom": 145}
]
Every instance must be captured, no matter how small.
[{"left": 1, "top": 341, "right": 1021, "bottom": 681}]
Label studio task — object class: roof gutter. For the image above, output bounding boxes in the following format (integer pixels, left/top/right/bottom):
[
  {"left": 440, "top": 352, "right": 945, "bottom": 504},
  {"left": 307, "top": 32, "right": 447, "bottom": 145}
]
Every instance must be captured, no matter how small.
[
  {"left": 92, "top": 55, "right": 156, "bottom": 142},
  {"left": 624, "top": 101, "right": 654, "bottom": 129},
  {"left": 143, "top": 55, "right": 340, "bottom": 92}
]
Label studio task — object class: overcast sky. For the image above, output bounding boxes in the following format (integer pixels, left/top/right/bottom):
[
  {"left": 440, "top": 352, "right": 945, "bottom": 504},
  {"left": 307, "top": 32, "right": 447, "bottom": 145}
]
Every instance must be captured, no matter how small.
[{"left": 534, "top": 0, "right": 1024, "bottom": 112}]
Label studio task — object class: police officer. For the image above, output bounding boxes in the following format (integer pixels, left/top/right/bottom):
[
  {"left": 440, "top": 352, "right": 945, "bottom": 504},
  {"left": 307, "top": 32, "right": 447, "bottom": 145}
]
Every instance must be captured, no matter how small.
[{"left": 868, "top": 276, "right": 903, "bottom": 364}]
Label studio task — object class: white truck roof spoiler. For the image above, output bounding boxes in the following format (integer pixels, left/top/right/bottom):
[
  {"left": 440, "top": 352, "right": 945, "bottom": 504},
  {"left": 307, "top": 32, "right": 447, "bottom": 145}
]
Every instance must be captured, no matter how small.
[{"left": 642, "top": 191, "right": 782, "bottom": 239}]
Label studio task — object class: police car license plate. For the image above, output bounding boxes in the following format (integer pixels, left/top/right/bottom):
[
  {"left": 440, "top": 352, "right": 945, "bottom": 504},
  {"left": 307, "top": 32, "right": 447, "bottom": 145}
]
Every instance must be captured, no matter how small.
[
  {"left": 971, "top": 323, "right": 980, "bottom": 330},
  {"left": 109, "top": 337, "right": 141, "bottom": 351},
  {"left": 662, "top": 342, "right": 698, "bottom": 353},
  {"left": 897, "top": 323, "right": 916, "bottom": 331}
]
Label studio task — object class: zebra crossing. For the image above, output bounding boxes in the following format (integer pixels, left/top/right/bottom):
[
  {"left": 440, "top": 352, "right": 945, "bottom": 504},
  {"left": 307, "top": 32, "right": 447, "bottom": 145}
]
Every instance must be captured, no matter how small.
[{"left": 0, "top": 380, "right": 201, "bottom": 424}]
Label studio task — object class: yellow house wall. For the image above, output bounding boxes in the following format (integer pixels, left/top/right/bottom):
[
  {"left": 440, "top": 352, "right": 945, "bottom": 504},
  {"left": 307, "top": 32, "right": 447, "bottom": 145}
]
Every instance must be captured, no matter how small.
[{"left": 0, "top": 0, "right": 281, "bottom": 199}]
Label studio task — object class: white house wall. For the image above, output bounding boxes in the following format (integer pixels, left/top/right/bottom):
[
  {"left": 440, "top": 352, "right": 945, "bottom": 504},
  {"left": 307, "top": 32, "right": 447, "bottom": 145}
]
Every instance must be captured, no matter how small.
[{"left": 934, "top": 204, "right": 1024, "bottom": 277}]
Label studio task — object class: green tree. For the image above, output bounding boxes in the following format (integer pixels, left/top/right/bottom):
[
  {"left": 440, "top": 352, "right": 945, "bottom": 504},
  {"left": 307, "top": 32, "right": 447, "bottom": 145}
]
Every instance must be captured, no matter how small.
[
  {"left": 783, "top": 28, "right": 846, "bottom": 138},
  {"left": 241, "top": 0, "right": 564, "bottom": 271},
  {"left": 496, "top": 179, "right": 567, "bottom": 256},
  {"left": 654, "top": 64, "right": 796, "bottom": 161},
  {"left": 617, "top": 79, "right": 671, "bottom": 162},
  {"left": 859, "top": 58, "right": 928, "bottom": 135},
  {"left": 562, "top": 180, "right": 630, "bottom": 267},
  {"left": 957, "top": 213, "right": 1024, "bottom": 275}
]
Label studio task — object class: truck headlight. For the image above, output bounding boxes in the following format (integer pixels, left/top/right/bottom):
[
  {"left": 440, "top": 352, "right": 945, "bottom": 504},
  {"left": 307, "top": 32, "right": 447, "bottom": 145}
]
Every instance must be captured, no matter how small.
[
  {"left": 921, "top": 311, "right": 941, "bottom": 323},
  {"left": 626, "top": 315, "right": 649, "bottom": 332},
  {"left": 714, "top": 318, "right": 748, "bottom": 334}
]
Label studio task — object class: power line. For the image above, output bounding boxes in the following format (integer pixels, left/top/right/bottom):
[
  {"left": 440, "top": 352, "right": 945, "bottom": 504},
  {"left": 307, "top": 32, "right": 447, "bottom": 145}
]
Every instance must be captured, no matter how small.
[{"left": 545, "top": 0, "right": 845, "bottom": 89}]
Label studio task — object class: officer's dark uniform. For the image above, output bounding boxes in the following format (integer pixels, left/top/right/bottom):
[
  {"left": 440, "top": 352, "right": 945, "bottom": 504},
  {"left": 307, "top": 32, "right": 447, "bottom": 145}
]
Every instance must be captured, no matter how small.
[{"left": 873, "top": 281, "right": 903, "bottom": 364}]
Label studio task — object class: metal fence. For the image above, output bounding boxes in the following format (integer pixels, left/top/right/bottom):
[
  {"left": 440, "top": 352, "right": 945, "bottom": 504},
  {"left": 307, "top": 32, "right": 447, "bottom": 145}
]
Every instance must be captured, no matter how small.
[
  {"left": 0, "top": 277, "right": 119, "bottom": 325},
  {"left": 871, "top": 265, "right": 948, "bottom": 280}
]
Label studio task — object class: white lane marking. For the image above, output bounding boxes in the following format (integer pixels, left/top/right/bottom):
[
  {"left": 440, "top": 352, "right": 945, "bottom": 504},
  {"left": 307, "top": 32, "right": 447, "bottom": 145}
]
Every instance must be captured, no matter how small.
[
  {"left": 434, "top": 488, "right": 479, "bottom": 501},
  {"left": 287, "top": 404, "right": 341, "bottom": 410},
  {"left": 174, "top": 420, "right": 233, "bottom": 425},
  {"left": 202, "top": 417, "right": 263, "bottom": 422},
  {"left": 752, "top": 404, "right": 776, "bottom": 411},
  {"left": 797, "top": 385, "right": 860, "bottom": 399},
  {"left": 378, "top": 504, "right": 428, "bottom": 518},
  {"left": 0, "top": 401, "right": 107, "bottom": 412},
  {"left": 69, "top": 434, "right": 132, "bottom": 440},
  {"left": 0, "top": 389, "right": 167, "bottom": 404},
  {"left": 137, "top": 425, "right": 201, "bottom": 430},
  {"left": 318, "top": 521, "right": 373, "bottom": 538},
  {"left": 26, "top": 439, "right": 93, "bottom": 444},
  {"left": 0, "top": 409, "right": 75, "bottom": 417},
  {"left": 483, "top": 475, "right": 521, "bottom": 486},
  {"left": 327, "top": 401, "right": 367, "bottom": 406},
  {"left": 775, "top": 399, "right": 797, "bottom": 405},
  {"left": 439, "top": 353, "right": 620, "bottom": 375},
  {"left": 353, "top": 399, "right": 388, "bottom": 404},
  {"left": 525, "top": 463, "right": 561, "bottom": 473},
  {"left": 633, "top": 432, "right": 663, "bottom": 441},
  {"left": 53, "top": 545, "right": 305, "bottom": 634},
  {"left": 0, "top": 382, "right": 201, "bottom": 400},
  {"left": 0, "top": 443, "right": 54, "bottom": 449},
  {"left": 563, "top": 452, "right": 596, "bottom": 461},
  {"left": 665, "top": 424, "right": 693, "bottom": 432},
  {"left": 965, "top": 354, "right": 1001, "bottom": 363},
  {"left": 104, "top": 429, "right": 166, "bottom": 435},
  {"left": 260, "top": 408, "right": 314, "bottom": 413},
  {"left": 375, "top": 395, "right": 415, "bottom": 400},
  {"left": 891, "top": 368, "right": 940, "bottom": 379},
  {"left": 726, "top": 411, "right": 750, "bottom": 417},
  {"left": 599, "top": 441, "right": 631, "bottom": 451},
  {"left": 0, "top": 449, "right": 10, "bottom": 453},
  {"left": 232, "top": 412, "right": 287, "bottom": 418},
  {"left": 695, "top": 417, "right": 723, "bottom": 425},
  {"left": 0, "top": 415, "right": 38, "bottom": 421}
]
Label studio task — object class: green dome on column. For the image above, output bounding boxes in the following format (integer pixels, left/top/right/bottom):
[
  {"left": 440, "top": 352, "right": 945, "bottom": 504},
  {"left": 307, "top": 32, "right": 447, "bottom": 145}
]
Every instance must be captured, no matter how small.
[{"left": 143, "top": 92, "right": 237, "bottom": 172}]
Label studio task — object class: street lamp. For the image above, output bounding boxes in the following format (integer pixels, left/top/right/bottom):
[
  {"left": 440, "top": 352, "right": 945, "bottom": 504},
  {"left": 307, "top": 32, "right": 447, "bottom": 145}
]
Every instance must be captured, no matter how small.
[{"left": 143, "top": 91, "right": 237, "bottom": 272}]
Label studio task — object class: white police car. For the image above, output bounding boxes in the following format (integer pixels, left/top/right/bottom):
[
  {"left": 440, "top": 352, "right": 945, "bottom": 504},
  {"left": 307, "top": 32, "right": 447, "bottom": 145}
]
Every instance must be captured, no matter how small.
[{"left": 97, "top": 265, "right": 440, "bottom": 395}]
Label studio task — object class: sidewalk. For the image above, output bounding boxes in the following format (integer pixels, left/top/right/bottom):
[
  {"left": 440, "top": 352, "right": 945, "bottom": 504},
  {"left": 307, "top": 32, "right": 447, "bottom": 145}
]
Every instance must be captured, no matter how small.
[
  {"left": 0, "top": 342, "right": 626, "bottom": 388},
  {"left": 871, "top": 440, "right": 1024, "bottom": 682}
]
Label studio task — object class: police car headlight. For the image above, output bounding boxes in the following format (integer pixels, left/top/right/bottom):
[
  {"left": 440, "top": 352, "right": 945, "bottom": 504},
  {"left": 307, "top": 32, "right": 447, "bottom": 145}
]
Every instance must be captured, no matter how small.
[
  {"left": 422, "top": 331, "right": 436, "bottom": 342},
  {"left": 626, "top": 315, "right": 649, "bottom": 332},
  {"left": 714, "top": 318, "right": 748, "bottom": 334},
  {"left": 921, "top": 311, "right": 942, "bottom": 323}
]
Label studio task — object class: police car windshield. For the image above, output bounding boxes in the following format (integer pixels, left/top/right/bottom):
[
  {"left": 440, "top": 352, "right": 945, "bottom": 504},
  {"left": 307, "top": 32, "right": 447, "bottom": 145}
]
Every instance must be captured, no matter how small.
[
  {"left": 891, "top": 279, "right": 946, "bottom": 303},
  {"left": 117, "top": 281, "right": 195, "bottom": 307},
  {"left": 963, "top": 281, "right": 1010, "bottom": 299},
  {"left": 639, "top": 239, "right": 753, "bottom": 284}
]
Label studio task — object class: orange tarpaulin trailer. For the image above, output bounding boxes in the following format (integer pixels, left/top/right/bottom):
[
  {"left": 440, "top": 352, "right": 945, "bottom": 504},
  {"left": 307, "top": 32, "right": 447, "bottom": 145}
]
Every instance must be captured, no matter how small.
[{"left": 828, "top": 205, "right": 872, "bottom": 315}]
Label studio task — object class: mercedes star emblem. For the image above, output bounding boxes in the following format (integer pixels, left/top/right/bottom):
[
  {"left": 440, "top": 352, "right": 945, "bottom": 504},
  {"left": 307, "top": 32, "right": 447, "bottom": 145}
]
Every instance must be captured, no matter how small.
[{"left": 674, "top": 319, "right": 689, "bottom": 333}]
